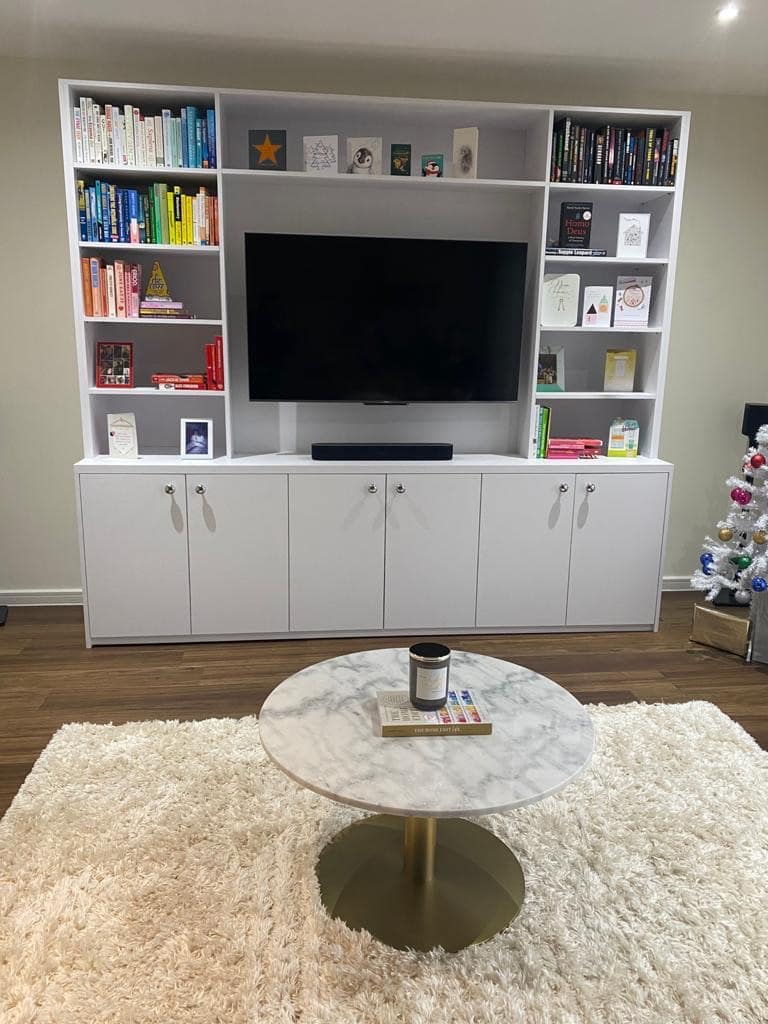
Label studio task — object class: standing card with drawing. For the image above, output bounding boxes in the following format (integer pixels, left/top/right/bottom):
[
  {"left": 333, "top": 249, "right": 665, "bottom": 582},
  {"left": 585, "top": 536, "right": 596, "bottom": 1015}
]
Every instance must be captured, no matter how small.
[
  {"left": 452, "top": 128, "right": 479, "bottom": 178},
  {"left": 303, "top": 135, "right": 338, "bottom": 175},
  {"left": 346, "top": 138, "right": 382, "bottom": 175},
  {"left": 541, "top": 273, "right": 580, "bottom": 327},
  {"left": 581, "top": 286, "right": 613, "bottom": 327},
  {"left": 107, "top": 413, "right": 138, "bottom": 458},
  {"left": 614, "top": 275, "right": 652, "bottom": 327},
  {"left": 616, "top": 213, "right": 650, "bottom": 258}
]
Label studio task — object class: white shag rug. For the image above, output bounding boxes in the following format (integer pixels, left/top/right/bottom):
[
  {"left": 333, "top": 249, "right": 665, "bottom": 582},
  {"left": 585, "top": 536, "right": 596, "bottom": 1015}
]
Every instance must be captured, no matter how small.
[{"left": 1, "top": 702, "right": 767, "bottom": 1024}]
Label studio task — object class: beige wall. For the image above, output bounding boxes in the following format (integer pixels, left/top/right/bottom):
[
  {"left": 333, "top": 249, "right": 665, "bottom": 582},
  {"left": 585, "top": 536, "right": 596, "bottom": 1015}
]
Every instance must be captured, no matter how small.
[{"left": 1, "top": 50, "right": 766, "bottom": 597}]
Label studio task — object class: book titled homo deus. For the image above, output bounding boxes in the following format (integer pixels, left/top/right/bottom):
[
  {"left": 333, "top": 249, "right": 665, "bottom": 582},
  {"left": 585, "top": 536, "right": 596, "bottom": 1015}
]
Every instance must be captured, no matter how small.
[{"left": 559, "top": 202, "right": 593, "bottom": 248}]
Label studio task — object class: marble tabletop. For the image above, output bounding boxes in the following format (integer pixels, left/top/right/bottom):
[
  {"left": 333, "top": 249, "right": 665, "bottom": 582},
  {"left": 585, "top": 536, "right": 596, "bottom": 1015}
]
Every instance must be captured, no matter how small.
[{"left": 258, "top": 648, "right": 594, "bottom": 818}]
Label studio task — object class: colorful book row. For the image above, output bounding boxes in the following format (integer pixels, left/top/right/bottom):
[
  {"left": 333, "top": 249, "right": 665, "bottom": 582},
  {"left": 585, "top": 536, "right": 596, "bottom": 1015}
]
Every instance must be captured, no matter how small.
[
  {"left": 82, "top": 258, "right": 142, "bottom": 318},
  {"left": 77, "top": 180, "right": 218, "bottom": 246},
  {"left": 74, "top": 97, "right": 216, "bottom": 169},
  {"left": 550, "top": 121, "right": 678, "bottom": 187}
]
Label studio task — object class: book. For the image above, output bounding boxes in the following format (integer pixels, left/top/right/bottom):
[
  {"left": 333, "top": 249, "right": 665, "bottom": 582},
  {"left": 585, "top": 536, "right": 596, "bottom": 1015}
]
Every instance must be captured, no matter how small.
[
  {"left": 390, "top": 143, "right": 411, "bottom": 176},
  {"left": 604, "top": 349, "right": 637, "bottom": 392},
  {"left": 616, "top": 213, "right": 650, "bottom": 259},
  {"left": 547, "top": 437, "right": 603, "bottom": 459},
  {"left": 541, "top": 273, "right": 580, "bottom": 327},
  {"left": 582, "top": 286, "right": 613, "bottom": 327},
  {"left": 545, "top": 248, "right": 608, "bottom": 257},
  {"left": 550, "top": 119, "right": 678, "bottom": 186},
  {"left": 614, "top": 276, "right": 652, "bottom": 327},
  {"left": 79, "top": 258, "right": 93, "bottom": 316},
  {"left": 214, "top": 334, "right": 225, "bottom": 390},
  {"left": 558, "top": 202, "right": 592, "bottom": 248},
  {"left": 534, "top": 404, "right": 551, "bottom": 459},
  {"left": 377, "top": 689, "right": 492, "bottom": 737}
]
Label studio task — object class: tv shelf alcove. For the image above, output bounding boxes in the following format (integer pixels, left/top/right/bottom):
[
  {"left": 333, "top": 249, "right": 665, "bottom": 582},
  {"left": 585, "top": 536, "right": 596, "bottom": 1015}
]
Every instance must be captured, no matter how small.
[{"left": 59, "top": 80, "right": 689, "bottom": 646}]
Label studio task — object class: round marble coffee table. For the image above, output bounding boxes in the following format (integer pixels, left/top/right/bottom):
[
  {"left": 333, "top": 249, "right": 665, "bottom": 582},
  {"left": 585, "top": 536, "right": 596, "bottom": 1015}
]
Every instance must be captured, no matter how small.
[{"left": 259, "top": 648, "right": 593, "bottom": 952}]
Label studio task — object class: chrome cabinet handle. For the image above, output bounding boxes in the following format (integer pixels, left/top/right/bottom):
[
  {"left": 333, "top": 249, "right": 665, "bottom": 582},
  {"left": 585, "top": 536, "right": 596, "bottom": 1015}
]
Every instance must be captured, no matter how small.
[
  {"left": 586, "top": 483, "right": 596, "bottom": 493},
  {"left": 367, "top": 483, "right": 378, "bottom": 494},
  {"left": 559, "top": 483, "right": 569, "bottom": 493},
  {"left": 395, "top": 483, "right": 406, "bottom": 494},
  {"left": 164, "top": 483, "right": 176, "bottom": 495},
  {"left": 195, "top": 484, "right": 206, "bottom": 495}
]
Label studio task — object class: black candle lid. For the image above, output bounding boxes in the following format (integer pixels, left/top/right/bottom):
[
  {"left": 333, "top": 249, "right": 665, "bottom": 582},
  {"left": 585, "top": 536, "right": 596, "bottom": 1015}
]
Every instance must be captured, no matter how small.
[{"left": 409, "top": 642, "right": 451, "bottom": 663}]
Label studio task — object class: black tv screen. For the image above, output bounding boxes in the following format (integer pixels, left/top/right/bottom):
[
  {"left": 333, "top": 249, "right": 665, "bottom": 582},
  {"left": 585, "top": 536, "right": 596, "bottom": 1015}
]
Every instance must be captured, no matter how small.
[{"left": 245, "top": 233, "right": 527, "bottom": 402}]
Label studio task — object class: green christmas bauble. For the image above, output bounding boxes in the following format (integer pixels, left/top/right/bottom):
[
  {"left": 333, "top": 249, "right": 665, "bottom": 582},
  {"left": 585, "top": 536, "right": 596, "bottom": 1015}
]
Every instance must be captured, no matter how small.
[{"left": 736, "top": 555, "right": 753, "bottom": 570}]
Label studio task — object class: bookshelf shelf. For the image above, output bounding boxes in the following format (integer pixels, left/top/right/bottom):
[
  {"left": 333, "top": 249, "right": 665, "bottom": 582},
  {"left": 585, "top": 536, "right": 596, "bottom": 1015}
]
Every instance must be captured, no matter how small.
[
  {"left": 539, "top": 326, "right": 663, "bottom": 334},
  {"left": 545, "top": 256, "right": 669, "bottom": 265},
  {"left": 79, "top": 242, "right": 219, "bottom": 254},
  {"left": 74, "top": 163, "right": 217, "bottom": 181},
  {"left": 84, "top": 317, "right": 222, "bottom": 325},
  {"left": 536, "top": 391, "right": 657, "bottom": 401},
  {"left": 88, "top": 387, "right": 225, "bottom": 397},
  {"left": 549, "top": 182, "right": 675, "bottom": 196},
  {"left": 220, "top": 168, "right": 546, "bottom": 195}
]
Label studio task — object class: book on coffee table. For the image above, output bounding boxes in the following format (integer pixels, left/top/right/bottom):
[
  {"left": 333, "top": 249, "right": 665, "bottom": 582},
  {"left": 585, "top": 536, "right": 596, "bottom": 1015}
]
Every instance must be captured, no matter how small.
[{"left": 377, "top": 689, "right": 492, "bottom": 737}]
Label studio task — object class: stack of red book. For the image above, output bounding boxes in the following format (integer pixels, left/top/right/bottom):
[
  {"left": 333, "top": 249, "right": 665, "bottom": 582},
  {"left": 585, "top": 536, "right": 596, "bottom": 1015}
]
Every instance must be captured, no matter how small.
[
  {"left": 546, "top": 438, "right": 603, "bottom": 459},
  {"left": 150, "top": 335, "right": 225, "bottom": 390}
]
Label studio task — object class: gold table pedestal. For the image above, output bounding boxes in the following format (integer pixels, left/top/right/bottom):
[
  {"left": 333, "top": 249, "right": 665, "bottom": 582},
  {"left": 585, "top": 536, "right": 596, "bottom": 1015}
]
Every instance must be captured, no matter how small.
[{"left": 316, "top": 814, "right": 525, "bottom": 952}]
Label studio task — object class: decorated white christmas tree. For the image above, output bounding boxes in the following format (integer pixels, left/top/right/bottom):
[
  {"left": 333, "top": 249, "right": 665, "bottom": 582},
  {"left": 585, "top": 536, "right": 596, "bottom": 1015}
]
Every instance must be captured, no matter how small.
[{"left": 692, "top": 424, "right": 768, "bottom": 603}]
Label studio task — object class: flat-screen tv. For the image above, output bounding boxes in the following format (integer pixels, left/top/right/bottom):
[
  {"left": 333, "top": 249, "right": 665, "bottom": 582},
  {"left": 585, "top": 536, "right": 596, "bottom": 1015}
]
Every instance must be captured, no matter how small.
[{"left": 245, "top": 233, "right": 527, "bottom": 402}]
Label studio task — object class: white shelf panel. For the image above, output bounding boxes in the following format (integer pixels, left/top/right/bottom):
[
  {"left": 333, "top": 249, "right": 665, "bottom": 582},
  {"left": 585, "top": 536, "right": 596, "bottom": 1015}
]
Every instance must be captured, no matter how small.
[
  {"left": 540, "top": 326, "right": 662, "bottom": 334},
  {"left": 79, "top": 242, "right": 219, "bottom": 255},
  {"left": 536, "top": 391, "right": 656, "bottom": 400},
  {"left": 84, "top": 317, "right": 222, "bottom": 326},
  {"left": 544, "top": 256, "right": 669, "bottom": 265},
  {"left": 74, "top": 163, "right": 217, "bottom": 180},
  {"left": 549, "top": 182, "right": 675, "bottom": 196},
  {"left": 221, "top": 168, "right": 545, "bottom": 194},
  {"left": 89, "top": 387, "right": 225, "bottom": 397}
]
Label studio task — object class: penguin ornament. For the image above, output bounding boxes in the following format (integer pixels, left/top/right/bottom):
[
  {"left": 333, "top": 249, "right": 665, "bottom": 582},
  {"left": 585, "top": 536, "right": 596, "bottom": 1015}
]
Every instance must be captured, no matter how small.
[{"left": 348, "top": 146, "right": 374, "bottom": 174}]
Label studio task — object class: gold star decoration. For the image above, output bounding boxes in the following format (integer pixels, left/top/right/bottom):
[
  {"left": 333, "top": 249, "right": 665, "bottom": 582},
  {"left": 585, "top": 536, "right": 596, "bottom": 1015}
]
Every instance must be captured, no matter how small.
[{"left": 253, "top": 133, "right": 283, "bottom": 166}]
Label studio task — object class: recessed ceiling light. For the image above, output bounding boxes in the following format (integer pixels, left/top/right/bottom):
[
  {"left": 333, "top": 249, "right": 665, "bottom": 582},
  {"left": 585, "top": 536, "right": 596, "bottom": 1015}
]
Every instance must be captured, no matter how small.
[{"left": 717, "top": 4, "right": 740, "bottom": 22}]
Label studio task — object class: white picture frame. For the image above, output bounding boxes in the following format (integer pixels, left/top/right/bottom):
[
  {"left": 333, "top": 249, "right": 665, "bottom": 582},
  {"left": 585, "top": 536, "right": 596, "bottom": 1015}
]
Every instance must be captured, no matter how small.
[
  {"left": 180, "top": 418, "right": 214, "bottom": 459},
  {"left": 616, "top": 213, "right": 650, "bottom": 259}
]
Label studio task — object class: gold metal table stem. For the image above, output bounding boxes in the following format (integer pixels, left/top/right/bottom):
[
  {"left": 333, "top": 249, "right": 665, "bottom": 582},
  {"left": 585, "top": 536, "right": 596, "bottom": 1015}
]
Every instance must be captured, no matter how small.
[{"left": 316, "top": 813, "right": 525, "bottom": 953}]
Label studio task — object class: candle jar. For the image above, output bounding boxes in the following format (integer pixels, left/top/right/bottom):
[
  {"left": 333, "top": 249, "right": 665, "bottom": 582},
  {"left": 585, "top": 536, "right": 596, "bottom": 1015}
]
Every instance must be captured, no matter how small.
[{"left": 409, "top": 642, "right": 451, "bottom": 710}]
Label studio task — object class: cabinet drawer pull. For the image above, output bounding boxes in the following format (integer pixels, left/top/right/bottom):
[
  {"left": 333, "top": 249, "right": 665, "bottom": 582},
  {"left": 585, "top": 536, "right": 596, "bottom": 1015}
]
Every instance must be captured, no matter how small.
[
  {"left": 585, "top": 482, "right": 596, "bottom": 493},
  {"left": 195, "top": 484, "right": 207, "bottom": 495},
  {"left": 395, "top": 483, "right": 406, "bottom": 495},
  {"left": 367, "top": 483, "right": 378, "bottom": 494},
  {"left": 559, "top": 482, "right": 569, "bottom": 493},
  {"left": 164, "top": 483, "right": 176, "bottom": 495}
]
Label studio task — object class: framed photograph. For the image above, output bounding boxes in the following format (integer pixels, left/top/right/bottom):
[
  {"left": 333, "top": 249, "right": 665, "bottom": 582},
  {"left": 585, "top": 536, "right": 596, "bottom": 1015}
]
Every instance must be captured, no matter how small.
[
  {"left": 180, "top": 418, "right": 213, "bottom": 459},
  {"left": 96, "top": 342, "right": 133, "bottom": 388},
  {"left": 346, "top": 137, "right": 382, "bottom": 175},
  {"left": 421, "top": 153, "right": 444, "bottom": 177},
  {"left": 452, "top": 128, "right": 479, "bottom": 179},
  {"left": 303, "top": 135, "right": 338, "bottom": 175},
  {"left": 536, "top": 347, "right": 565, "bottom": 392}
]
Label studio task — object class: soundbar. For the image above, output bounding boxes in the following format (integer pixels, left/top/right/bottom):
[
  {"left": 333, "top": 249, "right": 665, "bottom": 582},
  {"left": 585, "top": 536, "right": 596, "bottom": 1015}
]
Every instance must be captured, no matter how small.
[{"left": 311, "top": 442, "right": 454, "bottom": 461}]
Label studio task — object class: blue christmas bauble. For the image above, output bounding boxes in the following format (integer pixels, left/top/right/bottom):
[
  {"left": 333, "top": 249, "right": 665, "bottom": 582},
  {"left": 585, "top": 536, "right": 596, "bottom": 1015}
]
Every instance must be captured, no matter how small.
[
  {"left": 702, "top": 564, "right": 714, "bottom": 575},
  {"left": 699, "top": 552, "right": 714, "bottom": 566},
  {"left": 751, "top": 577, "right": 768, "bottom": 593}
]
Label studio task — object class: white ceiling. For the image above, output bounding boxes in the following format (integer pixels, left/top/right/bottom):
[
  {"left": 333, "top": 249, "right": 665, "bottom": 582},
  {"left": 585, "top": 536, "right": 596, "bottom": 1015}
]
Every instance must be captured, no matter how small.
[{"left": 2, "top": 0, "right": 767, "bottom": 94}]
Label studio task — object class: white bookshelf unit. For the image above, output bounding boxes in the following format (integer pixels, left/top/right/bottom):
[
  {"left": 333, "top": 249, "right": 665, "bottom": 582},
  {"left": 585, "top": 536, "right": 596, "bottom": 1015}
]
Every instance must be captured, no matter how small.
[{"left": 59, "top": 80, "right": 689, "bottom": 646}]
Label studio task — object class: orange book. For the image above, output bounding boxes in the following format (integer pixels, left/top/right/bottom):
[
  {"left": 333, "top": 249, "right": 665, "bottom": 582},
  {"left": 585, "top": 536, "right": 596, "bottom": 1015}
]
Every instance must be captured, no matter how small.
[
  {"left": 80, "top": 257, "right": 93, "bottom": 317},
  {"left": 89, "top": 257, "right": 102, "bottom": 317},
  {"left": 99, "top": 267, "right": 107, "bottom": 317}
]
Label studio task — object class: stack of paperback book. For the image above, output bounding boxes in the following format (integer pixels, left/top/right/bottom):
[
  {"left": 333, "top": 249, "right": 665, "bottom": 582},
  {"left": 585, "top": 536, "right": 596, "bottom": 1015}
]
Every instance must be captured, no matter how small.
[
  {"left": 73, "top": 97, "right": 216, "bottom": 169},
  {"left": 550, "top": 119, "right": 678, "bottom": 186},
  {"left": 150, "top": 335, "right": 225, "bottom": 390},
  {"left": 78, "top": 180, "right": 217, "bottom": 246},
  {"left": 546, "top": 438, "right": 603, "bottom": 460}
]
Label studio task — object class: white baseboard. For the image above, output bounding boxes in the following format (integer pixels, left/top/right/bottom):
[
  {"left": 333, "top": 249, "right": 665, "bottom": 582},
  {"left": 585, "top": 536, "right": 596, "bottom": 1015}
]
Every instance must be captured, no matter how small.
[
  {"left": 662, "top": 576, "right": 693, "bottom": 592},
  {"left": 0, "top": 588, "right": 83, "bottom": 606}
]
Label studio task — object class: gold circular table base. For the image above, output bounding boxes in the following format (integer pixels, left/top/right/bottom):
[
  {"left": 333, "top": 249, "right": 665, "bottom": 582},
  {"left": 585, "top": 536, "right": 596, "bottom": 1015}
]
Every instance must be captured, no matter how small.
[{"left": 316, "top": 814, "right": 525, "bottom": 952}]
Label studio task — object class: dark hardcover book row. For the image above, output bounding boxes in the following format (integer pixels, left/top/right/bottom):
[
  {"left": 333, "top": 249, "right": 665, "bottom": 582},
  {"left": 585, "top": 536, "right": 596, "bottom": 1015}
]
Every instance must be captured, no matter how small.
[{"left": 550, "top": 119, "right": 679, "bottom": 187}]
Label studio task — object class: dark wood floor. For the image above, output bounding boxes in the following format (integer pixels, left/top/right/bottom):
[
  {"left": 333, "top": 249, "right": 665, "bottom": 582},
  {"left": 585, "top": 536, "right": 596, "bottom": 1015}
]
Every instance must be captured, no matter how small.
[{"left": 1, "top": 594, "right": 766, "bottom": 818}]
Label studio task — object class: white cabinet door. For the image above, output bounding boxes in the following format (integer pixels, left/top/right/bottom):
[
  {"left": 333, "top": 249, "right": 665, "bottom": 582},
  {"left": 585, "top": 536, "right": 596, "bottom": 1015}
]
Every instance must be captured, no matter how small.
[
  {"left": 384, "top": 474, "right": 481, "bottom": 630},
  {"left": 567, "top": 472, "right": 669, "bottom": 627},
  {"left": 289, "top": 474, "right": 386, "bottom": 631},
  {"left": 80, "top": 473, "right": 190, "bottom": 638},
  {"left": 477, "top": 473, "right": 575, "bottom": 628},
  {"left": 187, "top": 475, "right": 288, "bottom": 635}
]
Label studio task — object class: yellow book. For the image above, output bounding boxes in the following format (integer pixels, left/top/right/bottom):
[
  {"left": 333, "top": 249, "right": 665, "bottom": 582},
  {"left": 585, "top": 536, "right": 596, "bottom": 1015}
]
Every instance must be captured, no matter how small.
[
  {"left": 184, "top": 194, "right": 193, "bottom": 245},
  {"left": 173, "top": 185, "right": 182, "bottom": 246},
  {"left": 166, "top": 192, "right": 175, "bottom": 246}
]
